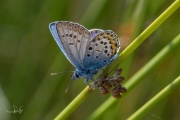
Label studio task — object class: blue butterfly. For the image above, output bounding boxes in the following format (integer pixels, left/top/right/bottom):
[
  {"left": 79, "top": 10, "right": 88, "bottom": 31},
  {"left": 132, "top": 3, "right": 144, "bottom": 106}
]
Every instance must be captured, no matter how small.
[{"left": 49, "top": 21, "right": 120, "bottom": 85}]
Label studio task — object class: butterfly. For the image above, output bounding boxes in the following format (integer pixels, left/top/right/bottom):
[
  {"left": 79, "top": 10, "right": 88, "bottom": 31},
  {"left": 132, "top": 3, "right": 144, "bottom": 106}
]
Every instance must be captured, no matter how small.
[{"left": 49, "top": 21, "right": 120, "bottom": 85}]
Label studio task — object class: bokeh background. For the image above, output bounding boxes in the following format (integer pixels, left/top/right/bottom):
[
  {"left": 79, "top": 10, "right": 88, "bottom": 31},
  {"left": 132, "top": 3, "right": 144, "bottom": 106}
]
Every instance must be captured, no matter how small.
[{"left": 0, "top": 0, "right": 180, "bottom": 120}]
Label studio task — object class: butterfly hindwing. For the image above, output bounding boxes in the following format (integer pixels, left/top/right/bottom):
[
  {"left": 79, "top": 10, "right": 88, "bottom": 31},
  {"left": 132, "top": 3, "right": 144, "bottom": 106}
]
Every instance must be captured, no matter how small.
[
  {"left": 89, "top": 29, "right": 104, "bottom": 39},
  {"left": 83, "top": 30, "right": 120, "bottom": 70}
]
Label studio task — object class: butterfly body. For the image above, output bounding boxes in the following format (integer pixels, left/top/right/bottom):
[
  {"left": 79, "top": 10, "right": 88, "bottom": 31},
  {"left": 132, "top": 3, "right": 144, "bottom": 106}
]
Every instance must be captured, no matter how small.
[{"left": 49, "top": 21, "right": 120, "bottom": 84}]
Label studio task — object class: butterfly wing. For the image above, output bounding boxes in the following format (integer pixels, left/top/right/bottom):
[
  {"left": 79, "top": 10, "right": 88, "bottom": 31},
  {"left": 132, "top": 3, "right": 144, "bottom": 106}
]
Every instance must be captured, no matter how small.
[
  {"left": 83, "top": 30, "right": 120, "bottom": 70},
  {"left": 49, "top": 21, "right": 91, "bottom": 70},
  {"left": 89, "top": 29, "right": 104, "bottom": 39}
]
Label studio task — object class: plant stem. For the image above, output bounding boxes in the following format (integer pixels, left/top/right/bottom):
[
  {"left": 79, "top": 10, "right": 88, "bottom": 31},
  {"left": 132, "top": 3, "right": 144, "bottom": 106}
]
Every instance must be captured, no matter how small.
[
  {"left": 127, "top": 76, "right": 180, "bottom": 120},
  {"left": 54, "top": 86, "right": 91, "bottom": 120}
]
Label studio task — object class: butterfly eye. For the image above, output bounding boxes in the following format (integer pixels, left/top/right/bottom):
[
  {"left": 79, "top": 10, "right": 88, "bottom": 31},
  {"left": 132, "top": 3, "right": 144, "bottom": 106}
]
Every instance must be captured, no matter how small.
[{"left": 75, "top": 73, "right": 79, "bottom": 78}]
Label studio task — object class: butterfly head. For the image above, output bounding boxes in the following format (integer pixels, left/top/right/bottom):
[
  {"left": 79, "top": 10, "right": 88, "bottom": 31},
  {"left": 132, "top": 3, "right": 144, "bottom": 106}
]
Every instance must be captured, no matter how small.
[{"left": 72, "top": 71, "right": 80, "bottom": 80}]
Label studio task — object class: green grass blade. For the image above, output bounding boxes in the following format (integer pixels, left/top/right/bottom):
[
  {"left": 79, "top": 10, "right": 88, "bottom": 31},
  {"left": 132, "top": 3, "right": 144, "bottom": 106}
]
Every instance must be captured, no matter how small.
[
  {"left": 127, "top": 75, "right": 180, "bottom": 120},
  {"left": 54, "top": 87, "right": 91, "bottom": 120},
  {"left": 80, "top": 0, "right": 108, "bottom": 27}
]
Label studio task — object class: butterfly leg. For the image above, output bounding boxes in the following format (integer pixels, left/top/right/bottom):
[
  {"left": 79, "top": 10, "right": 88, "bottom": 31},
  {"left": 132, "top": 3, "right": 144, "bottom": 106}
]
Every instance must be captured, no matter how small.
[
  {"left": 85, "top": 78, "right": 96, "bottom": 89},
  {"left": 91, "top": 78, "right": 95, "bottom": 82},
  {"left": 84, "top": 78, "right": 89, "bottom": 85}
]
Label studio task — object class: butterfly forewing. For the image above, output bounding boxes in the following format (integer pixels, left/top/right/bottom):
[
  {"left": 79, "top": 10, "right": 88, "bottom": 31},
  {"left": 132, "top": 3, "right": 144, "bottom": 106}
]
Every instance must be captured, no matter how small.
[
  {"left": 49, "top": 22, "right": 73, "bottom": 64},
  {"left": 79, "top": 28, "right": 91, "bottom": 66},
  {"left": 72, "top": 23, "right": 81, "bottom": 53},
  {"left": 49, "top": 21, "right": 93, "bottom": 70}
]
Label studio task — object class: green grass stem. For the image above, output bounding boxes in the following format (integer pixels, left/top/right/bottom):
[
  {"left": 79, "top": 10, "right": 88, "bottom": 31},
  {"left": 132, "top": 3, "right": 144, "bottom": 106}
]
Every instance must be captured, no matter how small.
[
  {"left": 127, "top": 75, "right": 180, "bottom": 119},
  {"left": 54, "top": 86, "right": 91, "bottom": 120}
]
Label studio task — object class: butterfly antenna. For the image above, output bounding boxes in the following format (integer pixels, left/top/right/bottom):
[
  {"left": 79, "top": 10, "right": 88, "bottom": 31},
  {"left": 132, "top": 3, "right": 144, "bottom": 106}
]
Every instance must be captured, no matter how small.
[
  {"left": 65, "top": 78, "right": 73, "bottom": 93},
  {"left": 50, "top": 71, "right": 74, "bottom": 75}
]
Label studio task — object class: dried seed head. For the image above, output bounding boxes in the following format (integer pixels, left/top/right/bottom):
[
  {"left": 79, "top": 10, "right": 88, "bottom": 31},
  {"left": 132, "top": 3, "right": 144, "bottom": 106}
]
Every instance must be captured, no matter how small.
[
  {"left": 120, "top": 86, "right": 127, "bottom": 93},
  {"left": 112, "top": 87, "right": 121, "bottom": 93},
  {"left": 88, "top": 68, "right": 127, "bottom": 98},
  {"left": 99, "top": 87, "right": 109, "bottom": 95},
  {"left": 112, "top": 92, "right": 121, "bottom": 98},
  {"left": 117, "top": 76, "right": 125, "bottom": 83},
  {"left": 114, "top": 68, "right": 122, "bottom": 76}
]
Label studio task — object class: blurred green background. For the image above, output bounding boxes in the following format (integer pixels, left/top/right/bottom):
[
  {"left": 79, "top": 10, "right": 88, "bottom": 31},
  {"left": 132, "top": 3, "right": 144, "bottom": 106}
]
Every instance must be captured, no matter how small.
[{"left": 0, "top": 0, "right": 180, "bottom": 120}]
